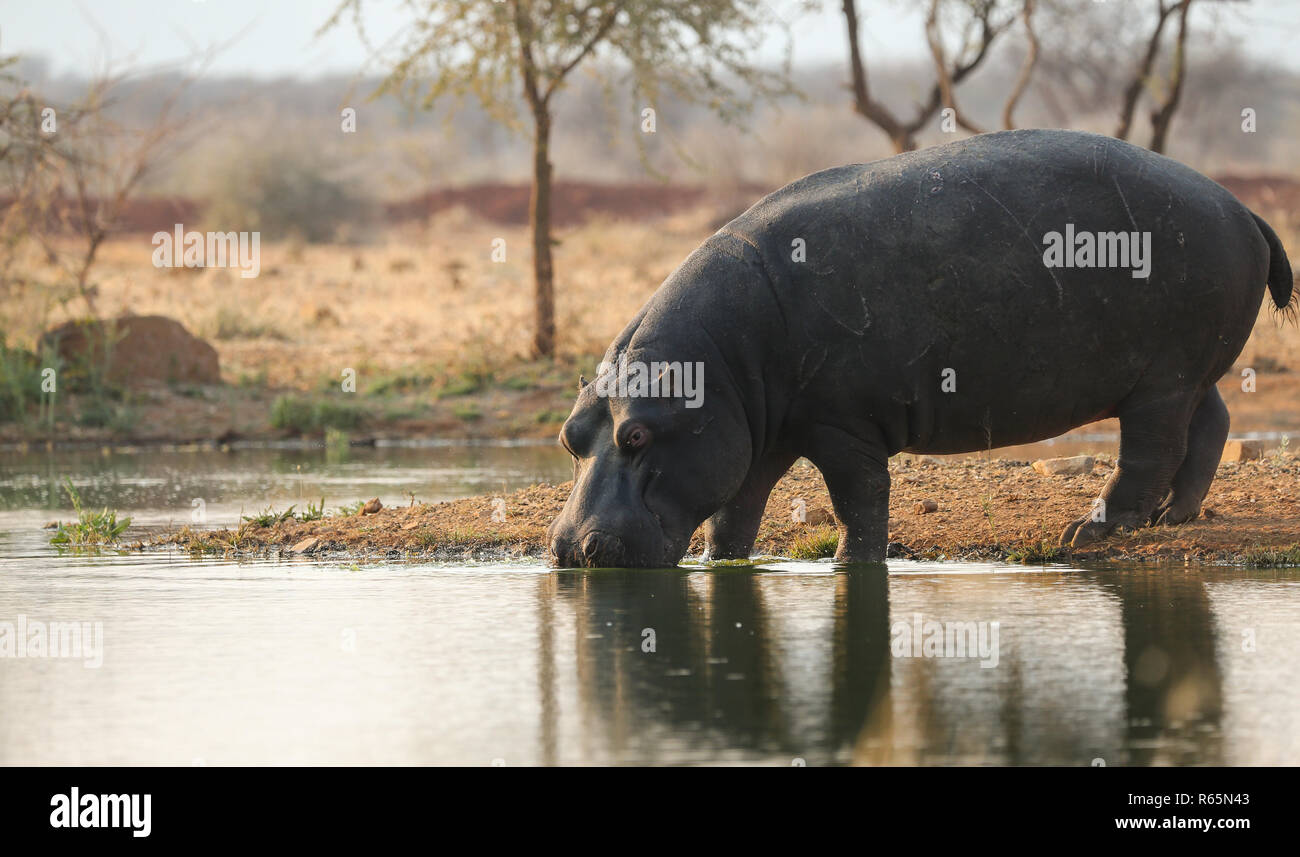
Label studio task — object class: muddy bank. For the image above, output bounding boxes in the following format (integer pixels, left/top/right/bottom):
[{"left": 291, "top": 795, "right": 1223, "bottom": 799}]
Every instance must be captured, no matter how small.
[{"left": 142, "top": 455, "right": 1300, "bottom": 566}]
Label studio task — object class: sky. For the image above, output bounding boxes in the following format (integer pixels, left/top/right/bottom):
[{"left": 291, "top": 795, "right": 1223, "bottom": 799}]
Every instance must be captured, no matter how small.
[{"left": 2, "top": 0, "right": 1299, "bottom": 79}]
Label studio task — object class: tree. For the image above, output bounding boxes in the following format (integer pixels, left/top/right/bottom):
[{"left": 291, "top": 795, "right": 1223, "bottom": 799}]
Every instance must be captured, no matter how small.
[
  {"left": 1, "top": 60, "right": 193, "bottom": 318},
  {"left": 842, "top": 0, "right": 1016, "bottom": 153},
  {"left": 324, "top": 0, "right": 790, "bottom": 358},
  {"left": 1144, "top": 0, "right": 1194, "bottom": 154},
  {"left": 1113, "top": 0, "right": 1194, "bottom": 149},
  {"left": 1000, "top": 0, "right": 1038, "bottom": 130}
]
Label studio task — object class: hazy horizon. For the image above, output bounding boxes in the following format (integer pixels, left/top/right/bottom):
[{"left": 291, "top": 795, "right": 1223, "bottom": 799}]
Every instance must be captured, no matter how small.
[{"left": 4, "top": 0, "right": 1300, "bottom": 81}]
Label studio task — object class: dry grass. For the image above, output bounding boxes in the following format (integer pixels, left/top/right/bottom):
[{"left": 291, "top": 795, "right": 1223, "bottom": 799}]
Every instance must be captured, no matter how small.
[
  {"left": 3, "top": 205, "right": 716, "bottom": 391},
  {"left": 3, "top": 203, "right": 1297, "bottom": 409}
]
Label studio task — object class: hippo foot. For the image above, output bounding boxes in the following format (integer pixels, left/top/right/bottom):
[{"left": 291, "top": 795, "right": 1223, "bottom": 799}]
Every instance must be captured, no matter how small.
[
  {"left": 700, "top": 546, "right": 750, "bottom": 563},
  {"left": 886, "top": 541, "right": 915, "bottom": 559},
  {"left": 1147, "top": 495, "right": 1201, "bottom": 527},
  {"left": 1060, "top": 511, "right": 1142, "bottom": 548}
]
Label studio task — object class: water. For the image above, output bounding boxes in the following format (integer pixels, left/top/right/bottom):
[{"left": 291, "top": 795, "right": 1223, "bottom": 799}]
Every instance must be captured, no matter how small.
[{"left": 1, "top": 444, "right": 1297, "bottom": 765}]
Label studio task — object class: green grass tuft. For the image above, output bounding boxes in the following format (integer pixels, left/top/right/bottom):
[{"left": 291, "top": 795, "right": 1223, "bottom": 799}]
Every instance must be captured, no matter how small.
[
  {"left": 788, "top": 526, "right": 839, "bottom": 560},
  {"left": 50, "top": 478, "right": 131, "bottom": 546},
  {"left": 242, "top": 505, "right": 297, "bottom": 527},
  {"left": 1242, "top": 545, "right": 1300, "bottom": 567}
]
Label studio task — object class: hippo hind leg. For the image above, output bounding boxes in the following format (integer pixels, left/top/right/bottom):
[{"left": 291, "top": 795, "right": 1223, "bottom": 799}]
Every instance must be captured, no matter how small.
[
  {"left": 1149, "top": 386, "right": 1229, "bottom": 526},
  {"left": 1062, "top": 391, "right": 1195, "bottom": 548}
]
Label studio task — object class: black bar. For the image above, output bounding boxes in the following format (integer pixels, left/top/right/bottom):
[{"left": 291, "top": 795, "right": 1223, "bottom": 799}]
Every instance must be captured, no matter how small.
[{"left": 2, "top": 766, "right": 1282, "bottom": 843}]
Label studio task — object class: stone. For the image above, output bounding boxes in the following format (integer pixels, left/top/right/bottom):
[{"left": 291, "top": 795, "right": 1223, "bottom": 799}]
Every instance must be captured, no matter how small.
[
  {"left": 805, "top": 507, "right": 835, "bottom": 526},
  {"left": 1221, "top": 439, "right": 1264, "bottom": 462},
  {"left": 41, "top": 315, "right": 220, "bottom": 388},
  {"left": 290, "top": 537, "right": 319, "bottom": 554},
  {"left": 1032, "top": 455, "right": 1094, "bottom": 477}
]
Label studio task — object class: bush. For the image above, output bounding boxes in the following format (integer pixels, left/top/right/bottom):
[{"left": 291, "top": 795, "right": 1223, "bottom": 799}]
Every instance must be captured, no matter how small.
[
  {"left": 202, "top": 146, "right": 369, "bottom": 243},
  {"left": 0, "top": 337, "right": 41, "bottom": 423},
  {"left": 270, "top": 395, "right": 365, "bottom": 433}
]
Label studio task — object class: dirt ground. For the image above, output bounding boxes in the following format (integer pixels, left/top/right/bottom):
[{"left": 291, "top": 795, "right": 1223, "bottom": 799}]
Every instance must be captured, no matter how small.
[{"left": 142, "top": 454, "right": 1300, "bottom": 566}]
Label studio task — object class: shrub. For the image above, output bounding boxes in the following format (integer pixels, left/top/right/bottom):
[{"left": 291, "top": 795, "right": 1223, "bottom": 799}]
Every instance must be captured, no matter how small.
[
  {"left": 270, "top": 396, "right": 365, "bottom": 433},
  {"left": 202, "top": 147, "right": 367, "bottom": 244}
]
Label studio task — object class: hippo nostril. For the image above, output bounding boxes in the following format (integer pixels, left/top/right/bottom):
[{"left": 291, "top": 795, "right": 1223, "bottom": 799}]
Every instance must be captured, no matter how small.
[
  {"left": 551, "top": 536, "right": 581, "bottom": 568},
  {"left": 581, "top": 531, "right": 625, "bottom": 566}
]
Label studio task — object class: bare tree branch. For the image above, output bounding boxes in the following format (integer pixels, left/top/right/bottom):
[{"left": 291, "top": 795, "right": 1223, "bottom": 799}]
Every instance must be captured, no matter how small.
[
  {"left": 926, "top": 0, "right": 985, "bottom": 134},
  {"left": 1148, "top": 0, "right": 1194, "bottom": 153},
  {"left": 1002, "top": 0, "right": 1039, "bottom": 130},
  {"left": 1115, "top": 0, "right": 1181, "bottom": 140}
]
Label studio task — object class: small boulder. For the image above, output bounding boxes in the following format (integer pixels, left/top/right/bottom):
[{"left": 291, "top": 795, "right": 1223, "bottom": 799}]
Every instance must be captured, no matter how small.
[
  {"left": 41, "top": 315, "right": 220, "bottom": 388},
  {"left": 361, "top": 497, "right": 383, "bottom": 515},
  {"left": 1032, "top": 455, "right": 1094, "bottom": 477},
  {"left": 805, "top": 507, "right": 835, "bottom": 526},
  {"left": 913, "top": 499, "right": 939, "bottom": 514},
  {"left": 1221, "top": 439, "right": 1264, "bottom": 462},
  {"left": 289, "top": 536, "right": 320, "bottom": 554}
]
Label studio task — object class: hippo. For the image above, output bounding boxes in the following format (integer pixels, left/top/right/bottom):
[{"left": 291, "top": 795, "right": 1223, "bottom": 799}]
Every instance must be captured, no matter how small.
[{"left": 547, "top": 129, "right": 1295, "bottom": 568}]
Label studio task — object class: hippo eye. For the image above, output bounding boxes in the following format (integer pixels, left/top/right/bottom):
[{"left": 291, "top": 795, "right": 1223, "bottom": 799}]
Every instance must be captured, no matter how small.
[{"left": 620, "top": 423, "right": 652, "bottom": 452}]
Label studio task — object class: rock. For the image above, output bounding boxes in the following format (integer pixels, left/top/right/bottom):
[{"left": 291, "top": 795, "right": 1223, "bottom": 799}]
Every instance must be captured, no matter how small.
[
  {"left": 41, "top": 315, "right": 220, "bottom": 388},
  {"left": 361, "top": 497, "right": 383, "bottom": 515},
  {"left": 1221, "top": 439, "right": 1264, "bottom": 462},
  {"left": 1032, "top": 455, "right": 1094, "bottom": 477},
  {"left": 289, "top": 536, "right": 320, "bottom": 554},
  {"left": 913, "top": 499, "right": 939, "bottom": 514},
  {"left": 805, "top": 507, "right": 835, "bottom": 526}
]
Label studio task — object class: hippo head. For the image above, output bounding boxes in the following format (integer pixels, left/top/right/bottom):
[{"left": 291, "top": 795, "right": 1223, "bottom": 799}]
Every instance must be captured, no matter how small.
[{"left": 547, "top": 348, "right": 752, "bottom": 568}]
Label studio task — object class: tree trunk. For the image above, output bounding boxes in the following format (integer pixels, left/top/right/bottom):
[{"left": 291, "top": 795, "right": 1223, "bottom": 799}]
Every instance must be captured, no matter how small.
[
  {"left": 892, "top": 132, "right": 918, "bottom": 153},
  {"left": 1115, "top": 1, "right": 1177, "bottom": 141},
  {"left": 529, "top": 109, "right": 555, "bottom": 359},
  {"left": 1148, "top": 0, "right": 1193, "bottom": 154},
  {"left": 1002, "top": 0, "right": 1039, "bottom": 130}
]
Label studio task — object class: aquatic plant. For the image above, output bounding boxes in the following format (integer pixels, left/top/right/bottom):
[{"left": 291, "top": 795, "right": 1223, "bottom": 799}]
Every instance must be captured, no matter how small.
[
  {"left": 242, "top": 505, "right": 297, "bottom": 527},
  {"left": 50, "top": 478, "right": 131, "bottom": 546}
]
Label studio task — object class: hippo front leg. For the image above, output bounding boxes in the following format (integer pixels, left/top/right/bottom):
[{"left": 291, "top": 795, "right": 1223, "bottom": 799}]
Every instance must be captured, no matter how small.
[
  {"left": 805, "top": 425, "right": 890, "bottom": 564},
  {"left": 702, "top": 450, "right": 799, "bottom": 561}
]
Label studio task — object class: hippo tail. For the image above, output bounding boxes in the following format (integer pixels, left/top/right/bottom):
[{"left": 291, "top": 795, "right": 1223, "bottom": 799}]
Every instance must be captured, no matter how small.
[{"left": 1251, "top": 211, "right": 1295, "bottom": 315}]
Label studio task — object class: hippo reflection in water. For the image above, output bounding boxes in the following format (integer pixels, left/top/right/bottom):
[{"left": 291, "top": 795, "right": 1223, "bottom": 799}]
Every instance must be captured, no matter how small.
[{"left": 548, "top": 129, "right": 1295, "bottom": 568}]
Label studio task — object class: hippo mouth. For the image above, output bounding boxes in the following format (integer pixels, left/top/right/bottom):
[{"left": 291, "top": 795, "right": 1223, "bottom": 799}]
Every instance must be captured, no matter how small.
[
  {"left": 546, "top": 511, "right": 685, "bottom": 568},
  {"left": 547, "top": 464, "right": 689, "bottom": 567}
]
